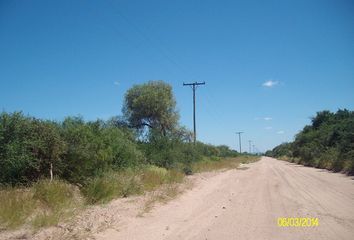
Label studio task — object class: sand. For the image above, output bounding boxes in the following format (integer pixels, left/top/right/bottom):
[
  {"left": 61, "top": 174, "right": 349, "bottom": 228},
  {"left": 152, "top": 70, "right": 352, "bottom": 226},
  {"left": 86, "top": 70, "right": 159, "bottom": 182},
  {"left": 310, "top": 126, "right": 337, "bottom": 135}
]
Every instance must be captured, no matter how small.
[{"left": 96, "top": 157, "right": 354, "bottom": 240}]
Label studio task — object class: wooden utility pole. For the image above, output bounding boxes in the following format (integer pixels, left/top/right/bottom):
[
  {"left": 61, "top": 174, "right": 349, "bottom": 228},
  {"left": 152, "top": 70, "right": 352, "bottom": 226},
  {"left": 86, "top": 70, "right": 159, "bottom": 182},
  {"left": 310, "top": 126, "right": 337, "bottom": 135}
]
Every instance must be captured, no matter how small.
[
  {"left": 236, "top": 131, "right": 243, "bottom": 153},
  {"left": 183, "top": 81, "right": 205, "bottom": 143}
]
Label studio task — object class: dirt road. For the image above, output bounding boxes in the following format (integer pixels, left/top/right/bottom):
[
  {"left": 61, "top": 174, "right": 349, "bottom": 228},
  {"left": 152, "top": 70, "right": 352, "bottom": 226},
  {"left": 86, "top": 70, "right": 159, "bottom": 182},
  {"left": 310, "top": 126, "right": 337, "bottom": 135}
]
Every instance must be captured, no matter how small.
[{"left": 96, "top": 157, "right": 354, "bottom": 240}]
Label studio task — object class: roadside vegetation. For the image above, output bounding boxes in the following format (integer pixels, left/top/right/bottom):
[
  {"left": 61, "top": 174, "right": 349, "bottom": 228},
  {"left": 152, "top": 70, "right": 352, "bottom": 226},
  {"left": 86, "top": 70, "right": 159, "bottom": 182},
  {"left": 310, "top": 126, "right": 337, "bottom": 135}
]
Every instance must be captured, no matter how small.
[
  {"left": 0, "top": 179, "right": 82, "bottom": 229},
  {"left": 266, "top": 109, "right": 354, "bottom": 174},
  {"left": 0, "top": 80, "right": 258, "bottom": 231}
]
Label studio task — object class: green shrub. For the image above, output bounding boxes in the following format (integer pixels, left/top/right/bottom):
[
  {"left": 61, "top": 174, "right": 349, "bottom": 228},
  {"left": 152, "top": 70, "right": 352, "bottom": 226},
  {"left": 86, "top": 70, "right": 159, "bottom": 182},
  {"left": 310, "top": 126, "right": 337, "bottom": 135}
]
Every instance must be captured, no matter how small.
[
  {"left": 0, "top": 112, "right": 66, "bottom": 186},
  {"left": 269, "top": 109, "right": 354, "bottom": 174},
  {"left": 142, "top": 134, "right": 202, "bottom": 169},
  {"left": 182, "top": 166, "right": 193, "bottom": 175},
  {"left": 60, "top": 117, "right": 144, "bottom": 184}
]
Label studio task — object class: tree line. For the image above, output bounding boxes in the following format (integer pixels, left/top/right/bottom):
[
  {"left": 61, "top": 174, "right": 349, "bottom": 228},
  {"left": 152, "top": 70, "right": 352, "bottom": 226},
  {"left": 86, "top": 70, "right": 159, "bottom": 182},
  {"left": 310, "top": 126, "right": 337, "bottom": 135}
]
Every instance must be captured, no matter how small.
[
  {"left": 0, "top": 80, "right": 238, "bottom": 186},
  {"left": 265, "top": 109, "right": 354, "bottom": 174}
]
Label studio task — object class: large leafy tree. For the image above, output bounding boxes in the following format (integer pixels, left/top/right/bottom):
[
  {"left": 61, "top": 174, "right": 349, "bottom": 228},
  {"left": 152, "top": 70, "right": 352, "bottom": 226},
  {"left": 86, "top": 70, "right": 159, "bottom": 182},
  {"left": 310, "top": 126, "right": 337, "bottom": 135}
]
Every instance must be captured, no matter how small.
[{"left": 123, "top": 80, "right": 179, "bottom": 136}]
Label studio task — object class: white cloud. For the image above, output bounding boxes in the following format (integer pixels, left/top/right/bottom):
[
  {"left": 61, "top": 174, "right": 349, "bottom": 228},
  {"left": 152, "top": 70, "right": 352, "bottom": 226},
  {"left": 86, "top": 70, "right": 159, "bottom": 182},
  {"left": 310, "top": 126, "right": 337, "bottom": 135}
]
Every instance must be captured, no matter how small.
[
  {"left": 114, "top": 81, "right": 120, "bottom": 86},
  {"left": 262, "top": 80, "right": 278, "bottom": 88},
  {"left": 265, "top": 126, "right": 272, "bottom": 130},
  {"left": 277, "top": 130, "right": 285, "bottom": 134},
  {"left": 254, "top": 117, "right": 272, "bottom": 121}
]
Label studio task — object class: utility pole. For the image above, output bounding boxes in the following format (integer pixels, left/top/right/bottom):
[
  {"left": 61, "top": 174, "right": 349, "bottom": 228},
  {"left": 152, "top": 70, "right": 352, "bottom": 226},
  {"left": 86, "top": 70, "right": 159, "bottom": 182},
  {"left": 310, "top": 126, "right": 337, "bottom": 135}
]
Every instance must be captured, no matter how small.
[
  {"left": 236, "top": 131, "right": 243, "bottom": 153},
  {"left": 248, "top": 140, "right": 252, "bottom": 153},
  {"left": 252, "top": 145, "right": 255, "bottom": 154},
  {"left": 183, "top": 81, "right": 205, "bottom": 144}
]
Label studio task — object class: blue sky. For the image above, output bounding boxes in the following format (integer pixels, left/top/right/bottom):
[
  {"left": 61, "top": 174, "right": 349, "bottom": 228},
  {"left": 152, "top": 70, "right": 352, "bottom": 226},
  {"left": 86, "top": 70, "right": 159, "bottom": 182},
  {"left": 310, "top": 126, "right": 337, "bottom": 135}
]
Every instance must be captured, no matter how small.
[{"left": 1, "top": 0, "right": 353, "bottom": 152}]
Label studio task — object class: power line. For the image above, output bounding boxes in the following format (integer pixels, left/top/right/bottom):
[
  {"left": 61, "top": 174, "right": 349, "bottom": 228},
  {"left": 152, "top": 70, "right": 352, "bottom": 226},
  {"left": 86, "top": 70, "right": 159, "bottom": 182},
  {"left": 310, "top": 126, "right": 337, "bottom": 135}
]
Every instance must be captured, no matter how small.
[
  {"left": 236, "top": 132, "right": 243, "bottom": 153},
  {"left": 183, "top": 82, "right": 206, "bottom": 144}
]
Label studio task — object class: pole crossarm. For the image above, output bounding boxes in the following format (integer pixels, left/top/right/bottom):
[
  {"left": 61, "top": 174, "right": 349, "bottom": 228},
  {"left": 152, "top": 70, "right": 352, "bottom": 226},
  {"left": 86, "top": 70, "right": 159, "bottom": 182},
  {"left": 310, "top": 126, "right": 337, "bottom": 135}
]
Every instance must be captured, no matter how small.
[{"left": 183, "top": 81, "right": 205, "bottom": 86}]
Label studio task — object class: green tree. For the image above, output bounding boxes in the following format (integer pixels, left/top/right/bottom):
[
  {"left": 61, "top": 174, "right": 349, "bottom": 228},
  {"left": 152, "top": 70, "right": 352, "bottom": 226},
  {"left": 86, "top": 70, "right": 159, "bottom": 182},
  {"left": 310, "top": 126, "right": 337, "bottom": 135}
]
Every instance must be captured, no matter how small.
[{"left": 123, "top": 80, "right": 179, "bottom": 137}]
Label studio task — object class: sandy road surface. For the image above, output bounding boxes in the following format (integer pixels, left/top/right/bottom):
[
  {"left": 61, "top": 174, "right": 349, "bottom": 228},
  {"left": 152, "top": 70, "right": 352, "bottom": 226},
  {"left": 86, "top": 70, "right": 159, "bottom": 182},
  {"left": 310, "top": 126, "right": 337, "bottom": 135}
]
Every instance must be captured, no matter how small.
[{"left": 96, "top": 157, "right": 354, "bottom": 240}]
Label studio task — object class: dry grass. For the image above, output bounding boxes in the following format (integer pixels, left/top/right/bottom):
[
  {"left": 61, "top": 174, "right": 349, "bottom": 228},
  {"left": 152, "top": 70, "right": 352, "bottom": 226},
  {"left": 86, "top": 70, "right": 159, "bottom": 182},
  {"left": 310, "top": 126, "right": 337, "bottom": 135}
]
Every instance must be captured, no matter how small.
[
  {"left": 82, "top": 170, "right": 142, "bottom": 204},
  {"left": 137, "top": 167, "right": 185, "bottom": 215},
  {"left": 82, "top": 166, "right": 185, "bottom": 205},
  {"left": 140, "top": 182, "right": 186, "bottom": 216},
  {"left": 0, "top": 187, "right": 35, "bottom": 229},
  {"left": 0, "top": 180, "right": 83, "bottom": 230},
  {"left": 192, "top": 155, "right": 259, "bottom": 173},
  {"left": 31, "top": 180, "right": 83, "bottom": 229}
]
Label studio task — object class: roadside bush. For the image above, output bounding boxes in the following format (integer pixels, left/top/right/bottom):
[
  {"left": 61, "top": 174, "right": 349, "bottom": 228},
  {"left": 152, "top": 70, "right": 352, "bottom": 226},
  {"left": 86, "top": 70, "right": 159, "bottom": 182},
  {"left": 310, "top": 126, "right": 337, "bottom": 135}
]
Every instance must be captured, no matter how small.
[
  {"left": 0, "top": 112, "right": 144, "bottom": 186},
  {"left": 60, "top": 117, "right": 144, "bottom": 184},
  {"left": 0, "top": 112, "right": 66, "bottom": 186},
  {"left": 142, "top": 133, "right": 201, "bottom": 169},
  {"left": 182, "top": 166, "right": 193, "bottom": 175},
  {"left": 268, "top": 109, "right": 354, "bottom": 175},
  {"left": 216, "top": 145, "right": 239, "bottom": 157}
]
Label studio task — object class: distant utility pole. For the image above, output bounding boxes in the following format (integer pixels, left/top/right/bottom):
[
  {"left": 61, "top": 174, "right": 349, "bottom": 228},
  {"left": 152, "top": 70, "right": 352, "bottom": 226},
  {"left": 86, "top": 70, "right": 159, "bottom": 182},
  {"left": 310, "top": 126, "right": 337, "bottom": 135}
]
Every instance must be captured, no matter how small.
[
  {"left": 248, "top": 140, "right": 252, "bottom": 153},
  {"left": 183, "top": 81, "right": 205, "bottom": 144},
  {"left": 236, "top": 131, "right": 243, "bottom": 153},
  {"left": 252, "top": 145, "right": 255, "bottom": 154}
]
